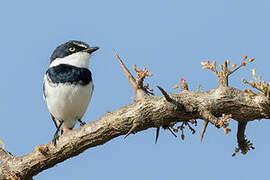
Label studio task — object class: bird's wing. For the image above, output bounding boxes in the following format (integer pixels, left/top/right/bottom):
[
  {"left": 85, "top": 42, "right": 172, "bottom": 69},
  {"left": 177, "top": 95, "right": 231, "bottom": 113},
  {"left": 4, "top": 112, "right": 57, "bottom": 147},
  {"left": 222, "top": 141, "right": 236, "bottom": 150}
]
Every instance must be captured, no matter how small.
[{"left": 43, "top": 75, "right": 47, "bottom": 101}]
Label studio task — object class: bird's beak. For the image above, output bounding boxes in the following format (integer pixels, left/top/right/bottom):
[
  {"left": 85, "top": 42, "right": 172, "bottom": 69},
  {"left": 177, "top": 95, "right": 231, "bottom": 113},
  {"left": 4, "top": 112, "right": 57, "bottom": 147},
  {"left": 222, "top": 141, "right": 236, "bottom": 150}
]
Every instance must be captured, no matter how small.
[{"left": 84, "top": 46, "right": 99, "bottom": 54}]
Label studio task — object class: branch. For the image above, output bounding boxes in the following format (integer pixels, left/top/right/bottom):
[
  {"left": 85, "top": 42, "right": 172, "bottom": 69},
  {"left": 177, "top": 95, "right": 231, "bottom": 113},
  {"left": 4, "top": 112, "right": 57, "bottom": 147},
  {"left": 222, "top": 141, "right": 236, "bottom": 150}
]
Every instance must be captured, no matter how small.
[
  {"left": 1, "top": 55, "right": 269, "bottom": 179},
  {"left": 1, "top": 85, "right": 269, "bottom": 178}
]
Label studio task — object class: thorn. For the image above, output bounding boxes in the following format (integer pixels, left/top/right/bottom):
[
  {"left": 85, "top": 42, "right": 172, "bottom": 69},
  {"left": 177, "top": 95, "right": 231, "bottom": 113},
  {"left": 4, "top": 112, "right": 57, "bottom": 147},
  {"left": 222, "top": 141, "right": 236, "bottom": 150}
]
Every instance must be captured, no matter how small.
[
  {"left": 200, "top": 120, "right": 209, "bottom": 143},
  {"left": 157, "top": 86, "right": 173, "bottom": 102},
  {"left": 155, "top": 127, "right": 160, "bottom": 144},
  {"left": 168, "top": 127, "right": 177, "bottom": 138},
  {"left": 114, "top": 51, "right": 137, "bottom": 93},
  {"left": 124, "top": 123, "right": 138, "bottom": 139}
]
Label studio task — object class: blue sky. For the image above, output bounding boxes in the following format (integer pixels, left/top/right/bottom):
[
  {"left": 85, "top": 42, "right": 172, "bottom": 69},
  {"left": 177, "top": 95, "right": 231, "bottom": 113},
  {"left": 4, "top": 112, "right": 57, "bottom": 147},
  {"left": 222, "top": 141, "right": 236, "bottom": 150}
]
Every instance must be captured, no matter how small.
[{"left": 1, "top": 0, "right": 270, "bottom": 179}]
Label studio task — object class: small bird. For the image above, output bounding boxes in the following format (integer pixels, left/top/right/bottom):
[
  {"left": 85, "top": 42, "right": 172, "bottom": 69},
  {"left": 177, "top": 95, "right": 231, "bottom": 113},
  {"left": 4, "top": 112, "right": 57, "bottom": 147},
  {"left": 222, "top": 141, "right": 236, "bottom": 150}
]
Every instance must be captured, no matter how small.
[{"left": 43, "top": 40, "right": 99, "bottom": 145}]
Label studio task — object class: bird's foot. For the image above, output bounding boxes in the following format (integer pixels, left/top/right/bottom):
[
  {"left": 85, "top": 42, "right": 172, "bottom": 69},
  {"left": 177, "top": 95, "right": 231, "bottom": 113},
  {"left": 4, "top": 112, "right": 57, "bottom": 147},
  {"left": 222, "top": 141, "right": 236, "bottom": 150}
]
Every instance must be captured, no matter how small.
[
  {"left": 78, "top": 119, "right": 86, "bottom": 126},
  {"left": 52, "top": 121, "right": 63, "bottom": 146},
  {"left": 52, "top": 133, "right": 59, "bottom": 146}
]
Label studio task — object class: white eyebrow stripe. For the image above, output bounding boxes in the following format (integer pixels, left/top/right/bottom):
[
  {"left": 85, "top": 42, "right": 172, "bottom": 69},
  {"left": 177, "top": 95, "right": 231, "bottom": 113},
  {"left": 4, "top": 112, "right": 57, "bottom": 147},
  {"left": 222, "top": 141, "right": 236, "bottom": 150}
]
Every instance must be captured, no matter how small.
[{"left": 72, "top": 42, "right": 88, "bottom": 48}]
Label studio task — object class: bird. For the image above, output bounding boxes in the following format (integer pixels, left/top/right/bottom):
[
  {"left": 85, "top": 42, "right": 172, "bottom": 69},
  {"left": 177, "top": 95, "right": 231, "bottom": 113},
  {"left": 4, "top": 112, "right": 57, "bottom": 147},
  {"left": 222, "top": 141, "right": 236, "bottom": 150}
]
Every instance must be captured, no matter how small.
[{"left": 43, "top": 40, "right": 99, "bottom": 146}]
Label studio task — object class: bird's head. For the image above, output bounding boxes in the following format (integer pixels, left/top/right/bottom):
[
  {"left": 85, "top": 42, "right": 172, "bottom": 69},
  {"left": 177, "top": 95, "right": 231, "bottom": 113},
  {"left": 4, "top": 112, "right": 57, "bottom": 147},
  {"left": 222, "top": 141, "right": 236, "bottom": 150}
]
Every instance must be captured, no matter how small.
[{"left": 49, "top": 40, "right": 99, "bottom": 68}]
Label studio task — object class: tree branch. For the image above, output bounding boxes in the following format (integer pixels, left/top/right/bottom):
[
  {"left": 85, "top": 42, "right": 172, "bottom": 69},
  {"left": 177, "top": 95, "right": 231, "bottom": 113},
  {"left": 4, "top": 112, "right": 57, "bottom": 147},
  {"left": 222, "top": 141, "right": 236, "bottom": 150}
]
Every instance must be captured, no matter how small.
[
  {"left": 1, "top": 85, "right": 269, "bottom": 178},
  {"left": 0, "top": 55, "right": 269, "bottom": 179}
]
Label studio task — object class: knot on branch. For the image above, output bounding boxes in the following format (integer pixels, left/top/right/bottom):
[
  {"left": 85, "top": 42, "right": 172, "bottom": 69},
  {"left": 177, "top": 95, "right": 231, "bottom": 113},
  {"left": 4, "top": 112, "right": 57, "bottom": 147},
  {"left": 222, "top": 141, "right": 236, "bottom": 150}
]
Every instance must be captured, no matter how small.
[{"left": 201, "top": 56, "right": 254, "bottom": 87}]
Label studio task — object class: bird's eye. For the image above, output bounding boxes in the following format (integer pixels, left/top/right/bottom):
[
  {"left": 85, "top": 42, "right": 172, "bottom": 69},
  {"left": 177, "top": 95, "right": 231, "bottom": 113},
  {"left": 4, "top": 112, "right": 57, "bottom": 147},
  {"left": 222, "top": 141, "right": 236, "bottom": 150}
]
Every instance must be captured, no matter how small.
[{"left": 69, "top": 47, "right": 76, "bottom": 52}]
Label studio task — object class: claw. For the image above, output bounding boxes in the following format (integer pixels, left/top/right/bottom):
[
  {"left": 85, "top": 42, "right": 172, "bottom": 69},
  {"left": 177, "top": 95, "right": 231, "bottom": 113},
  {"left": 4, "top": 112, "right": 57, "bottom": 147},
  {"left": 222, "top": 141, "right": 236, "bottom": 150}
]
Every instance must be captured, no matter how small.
[{"left": 78, "top": 119, "right": 86, "bottom": 126}]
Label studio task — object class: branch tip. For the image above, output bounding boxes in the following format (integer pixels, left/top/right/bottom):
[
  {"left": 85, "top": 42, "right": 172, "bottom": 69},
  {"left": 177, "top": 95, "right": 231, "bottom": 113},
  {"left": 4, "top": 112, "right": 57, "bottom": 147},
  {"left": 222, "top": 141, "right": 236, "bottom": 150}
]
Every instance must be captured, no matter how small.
[{"left": 201, "top": 56, "right": 255, "bottom": 87}]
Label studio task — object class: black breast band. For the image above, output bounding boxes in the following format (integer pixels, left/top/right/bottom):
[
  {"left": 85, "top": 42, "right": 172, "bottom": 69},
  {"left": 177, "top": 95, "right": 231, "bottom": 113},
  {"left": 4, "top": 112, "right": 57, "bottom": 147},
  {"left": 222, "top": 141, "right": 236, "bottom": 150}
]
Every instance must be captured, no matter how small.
[{"left": 47, "top": 64, "right": 92, "bottom": 85}]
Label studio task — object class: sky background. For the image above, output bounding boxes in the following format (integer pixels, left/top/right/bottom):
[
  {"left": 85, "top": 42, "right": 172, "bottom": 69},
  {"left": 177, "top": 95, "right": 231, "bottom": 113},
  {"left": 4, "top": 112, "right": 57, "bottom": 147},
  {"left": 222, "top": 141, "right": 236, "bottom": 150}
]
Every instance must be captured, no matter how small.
[{"left": 0, "top": 0, "right": 270, "bottom": 179}]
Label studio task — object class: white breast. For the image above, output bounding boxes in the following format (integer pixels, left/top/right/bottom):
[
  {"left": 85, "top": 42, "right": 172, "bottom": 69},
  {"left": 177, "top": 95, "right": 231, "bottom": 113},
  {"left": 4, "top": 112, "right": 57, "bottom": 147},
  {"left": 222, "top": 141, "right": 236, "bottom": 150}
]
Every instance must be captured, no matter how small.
[{"left": 44, "top": 75, "right": 93, "bottom": 129}]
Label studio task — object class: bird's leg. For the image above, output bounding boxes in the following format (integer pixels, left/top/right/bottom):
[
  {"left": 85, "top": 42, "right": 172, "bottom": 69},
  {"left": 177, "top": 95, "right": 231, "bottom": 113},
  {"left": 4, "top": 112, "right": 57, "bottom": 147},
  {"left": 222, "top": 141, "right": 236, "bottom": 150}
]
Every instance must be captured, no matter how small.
[
  {"left": 78, "top": 119, "right": 86, "bottom": 126},
  {"left": 60, "top": 124, "right": 71, "bottom": 135},
  {"left": 53, "top": 121, "right": 63, "bottom": 146}
]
